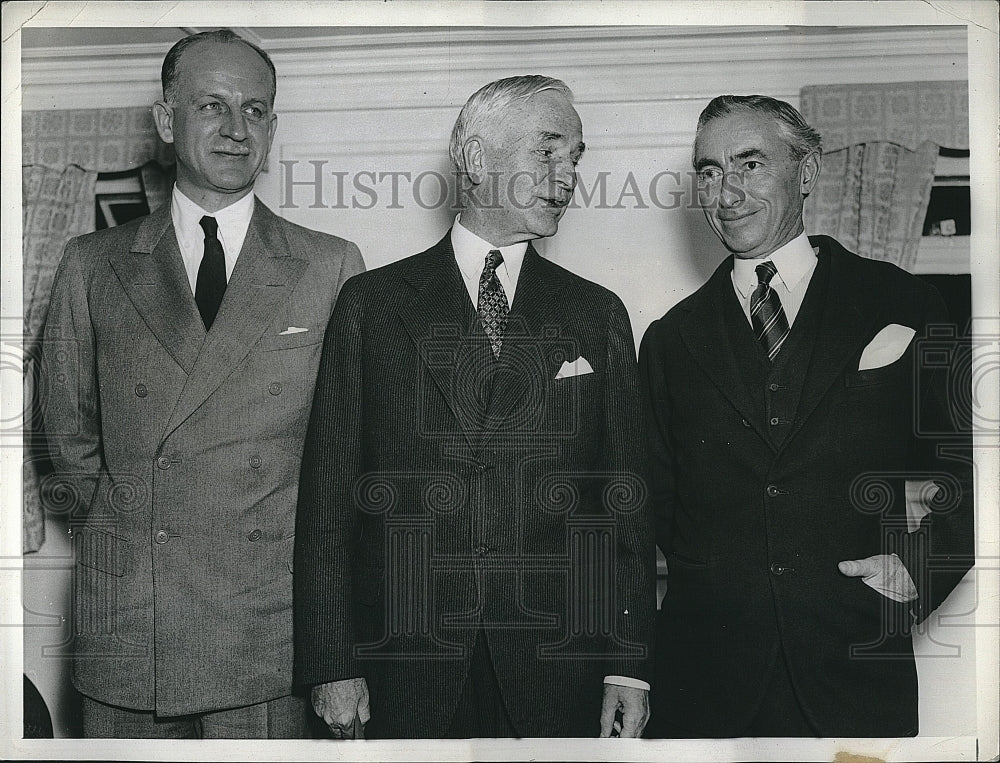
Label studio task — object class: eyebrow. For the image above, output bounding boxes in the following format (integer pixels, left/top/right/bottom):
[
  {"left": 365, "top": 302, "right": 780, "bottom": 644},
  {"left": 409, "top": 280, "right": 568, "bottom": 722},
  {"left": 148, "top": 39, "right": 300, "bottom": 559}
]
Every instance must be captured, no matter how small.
[
  {"left": 537, "top": 131, "right": 586, "bottom": 152},
  {"left": 734, "top": 148, "right": 769, "bottom": 161},
  {"left": 695, "top": 147, "right": 768, "bottom": 170},
  {"left": 193, "top": 91, "right": 270, "bottom": 107}
]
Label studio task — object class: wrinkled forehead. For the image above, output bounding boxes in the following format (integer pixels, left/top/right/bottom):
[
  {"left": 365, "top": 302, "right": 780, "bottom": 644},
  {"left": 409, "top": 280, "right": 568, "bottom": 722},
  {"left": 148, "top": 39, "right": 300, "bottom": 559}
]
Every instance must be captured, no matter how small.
[
  {"left": 694, "top": 109, "right": 790, "bottom": 164},
  {"left": 175, "top": 40, "right": 275, "bottom": 103},
  {"left": 494, "top": 90, "right": 583, "bottom": 144}
]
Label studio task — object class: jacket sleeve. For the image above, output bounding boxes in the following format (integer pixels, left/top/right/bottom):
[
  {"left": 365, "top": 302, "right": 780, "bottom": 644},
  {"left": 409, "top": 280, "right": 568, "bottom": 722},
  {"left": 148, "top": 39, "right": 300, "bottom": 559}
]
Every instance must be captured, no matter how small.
[
  {"left": 41, "top": 239, "right": 104, "bottom": 520},
  {"left": 900, "top": 287, "right": 975, "bottom": 623},
  {"left": 293, "top": 276, "right": 366, "bottom": 686},
  {"left": 602, "top": 298, "right": 657, "bottom": 683},
  {"left": 637, "top": 318, "right": 677, "bottom": 559}
]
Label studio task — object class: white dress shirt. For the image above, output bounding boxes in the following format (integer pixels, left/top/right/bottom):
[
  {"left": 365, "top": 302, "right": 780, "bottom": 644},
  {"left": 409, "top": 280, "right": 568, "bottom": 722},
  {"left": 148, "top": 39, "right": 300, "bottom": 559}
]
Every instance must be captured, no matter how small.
[
  {"left": 171, "top": 186, "right": 255, "bottom": 294},
  {"left": 450, "top": 215, "right": 527, "bottom": 309},
  {"left": 451, "top": 215, "right": 650, "bottom": 694},
  {"left": 731, "top": 232, "right": 818, "bottom": 328}
]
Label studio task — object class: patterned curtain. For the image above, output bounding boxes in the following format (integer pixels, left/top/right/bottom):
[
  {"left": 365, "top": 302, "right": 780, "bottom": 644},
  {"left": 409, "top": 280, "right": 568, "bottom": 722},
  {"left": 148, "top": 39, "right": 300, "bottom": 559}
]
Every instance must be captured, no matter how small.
[
  {"left": 21, "top": 107, "right": 174, "bottom": 553},
  {"left": 800, "top": 81, "right": 969, "bottom": 272},
  {"left": 21, "top": 165, "right": 98, "bottom": 554}
]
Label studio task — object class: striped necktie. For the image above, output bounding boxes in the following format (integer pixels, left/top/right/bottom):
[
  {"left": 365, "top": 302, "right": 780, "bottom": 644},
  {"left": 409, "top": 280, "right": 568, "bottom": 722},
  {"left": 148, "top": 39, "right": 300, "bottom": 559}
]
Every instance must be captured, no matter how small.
[
  {"left": 750, "top": 260, "right": 789, "bottom": 361},
  {"left": 477, "top": 249, "right": 508, "bottom": 359}
]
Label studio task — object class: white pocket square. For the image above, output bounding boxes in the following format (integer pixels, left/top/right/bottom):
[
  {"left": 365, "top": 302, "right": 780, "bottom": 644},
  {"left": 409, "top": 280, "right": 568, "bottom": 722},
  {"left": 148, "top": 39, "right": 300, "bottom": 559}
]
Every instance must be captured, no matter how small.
[
  {"left": 858, "top": 324, "right": 915, "bottom": 371},
  {"left": 555, "top": 356, "right": 594, "bottom": 379},
  {"left": 278, "top": 326, "right": 309, "bottom": 336}
]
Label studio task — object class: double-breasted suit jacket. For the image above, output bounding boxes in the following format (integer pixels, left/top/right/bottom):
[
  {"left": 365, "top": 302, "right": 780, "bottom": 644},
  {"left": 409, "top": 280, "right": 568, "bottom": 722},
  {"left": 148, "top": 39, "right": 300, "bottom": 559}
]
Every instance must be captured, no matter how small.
[
  {"left": 639, "top": 235, "right": 974, "bottom": 737},
  {"left": 42, "top": 199, "right": 364, "bottom": 716},
  {"left": 294, "top": 233, "right": 656, "bottom": 738}
]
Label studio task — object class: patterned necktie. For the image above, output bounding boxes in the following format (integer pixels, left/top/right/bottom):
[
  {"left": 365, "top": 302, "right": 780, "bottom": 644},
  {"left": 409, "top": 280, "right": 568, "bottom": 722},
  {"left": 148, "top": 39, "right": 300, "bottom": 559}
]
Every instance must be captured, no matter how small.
[
  {"left": 196, "top": 215, "right": 227, "bottom": 330},
  {"left": 477, "top": 249, "right": 509, "bottom": 359},
  {"left": 750, "top": 260, "right": 790, "bottom": 361}
]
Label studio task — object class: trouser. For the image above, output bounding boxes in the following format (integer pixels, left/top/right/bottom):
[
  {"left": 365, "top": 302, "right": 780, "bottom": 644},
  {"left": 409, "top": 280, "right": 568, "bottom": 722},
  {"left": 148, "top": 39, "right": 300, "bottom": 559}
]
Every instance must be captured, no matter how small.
[
  {"left": 742, "top": 649, "right": 818, "bottom": 737},
  {"left": 80, "top": 692, "right": 312, "bottom": 739},
  {"left": 445, "top": 630, "right": 518, "bottom": 738}
]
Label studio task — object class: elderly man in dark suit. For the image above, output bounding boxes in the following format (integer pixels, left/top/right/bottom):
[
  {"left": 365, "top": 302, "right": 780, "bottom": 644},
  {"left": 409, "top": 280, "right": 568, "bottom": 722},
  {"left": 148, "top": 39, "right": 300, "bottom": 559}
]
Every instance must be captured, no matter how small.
[
  {"left": 640, "top": 94, "right": 974, "bottom": 737},
  {"left": 42, "top": 29, "right": 364, "bottom": 738},
  {"left": 294, "top": 75, "right": 656, "bottom": 739}
]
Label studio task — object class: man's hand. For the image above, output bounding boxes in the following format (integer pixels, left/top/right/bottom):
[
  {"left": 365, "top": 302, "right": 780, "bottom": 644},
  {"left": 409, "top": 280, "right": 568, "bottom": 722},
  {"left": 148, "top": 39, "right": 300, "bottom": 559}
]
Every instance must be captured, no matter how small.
[
  {"left": 599, "top": 684, "right": 649, "bottom": 738},
  {"left": 838, "top": 553, "right": 917, "bottom": 603},
  {"left": 311, "top": 678, "right": 370, "bottom": 739}
]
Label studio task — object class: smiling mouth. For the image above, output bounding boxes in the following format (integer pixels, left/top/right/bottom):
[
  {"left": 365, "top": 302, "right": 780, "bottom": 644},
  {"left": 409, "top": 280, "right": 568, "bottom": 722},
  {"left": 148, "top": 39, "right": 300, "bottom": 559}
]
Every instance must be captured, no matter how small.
[
  {"left": 539, "top": 196, "right": 570, "bottom": 209},
  {"left": 214, "top": 149, "right": 251, "bottom": 158},
  {"left": 717, "top": 209, "right": 759, "bottom": 223}
]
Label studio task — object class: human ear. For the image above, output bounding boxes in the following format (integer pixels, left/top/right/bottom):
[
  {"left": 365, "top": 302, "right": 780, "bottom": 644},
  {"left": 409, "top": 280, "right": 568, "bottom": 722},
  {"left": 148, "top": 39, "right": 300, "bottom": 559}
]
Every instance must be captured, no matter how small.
[
  {"left": 799, "top": 151, "right": 821, "bottom": 195},
  {"left": 152, "top": 101, "right": 175, "bottom": 145}
]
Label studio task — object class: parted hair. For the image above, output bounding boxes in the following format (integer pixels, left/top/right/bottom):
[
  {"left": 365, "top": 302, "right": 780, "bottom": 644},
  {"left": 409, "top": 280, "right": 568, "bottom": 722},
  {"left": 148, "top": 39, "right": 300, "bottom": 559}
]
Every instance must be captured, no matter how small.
[
  {"left": 161, "top": 29, "right": 277, "bottom": 104},
  {"left": 449, "top": 75, "right": 574, "bottom": 178},
  {"left": 696, "top": 94, "right": 823, "bottom": 161}
]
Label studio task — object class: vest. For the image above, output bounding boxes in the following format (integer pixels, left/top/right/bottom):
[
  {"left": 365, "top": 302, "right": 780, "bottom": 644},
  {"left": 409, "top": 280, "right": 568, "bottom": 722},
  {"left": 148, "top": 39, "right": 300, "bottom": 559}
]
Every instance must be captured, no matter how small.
[{"left": 723, "top": 252, "right": 831, "bottom": 452}]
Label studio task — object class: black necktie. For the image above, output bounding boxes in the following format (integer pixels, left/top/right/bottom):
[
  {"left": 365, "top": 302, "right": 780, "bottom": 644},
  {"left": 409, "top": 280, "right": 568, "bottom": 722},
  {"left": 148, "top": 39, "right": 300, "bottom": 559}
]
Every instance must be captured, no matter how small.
[
  {"left": 196, "top": 215, "right": 227, "bottom": 330},
  {"left": 478, "top": 249, "right": 509, "bottom": 359},
  {"left": 750, "top": 260, "right": 790, "bottom": 361}
]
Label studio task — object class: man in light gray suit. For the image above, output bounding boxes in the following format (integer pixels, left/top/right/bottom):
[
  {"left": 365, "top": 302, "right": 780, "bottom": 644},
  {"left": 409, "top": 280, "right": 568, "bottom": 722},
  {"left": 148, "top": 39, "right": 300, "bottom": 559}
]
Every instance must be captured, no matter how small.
[{"left": 42, "top": 29, "right": 364, "bottom": 738}]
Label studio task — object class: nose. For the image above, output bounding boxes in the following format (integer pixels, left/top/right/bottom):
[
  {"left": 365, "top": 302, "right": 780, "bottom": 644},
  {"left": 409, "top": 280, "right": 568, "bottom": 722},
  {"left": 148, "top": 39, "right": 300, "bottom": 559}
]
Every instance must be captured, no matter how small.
[
  {"left": 220, "top": 109, "right": 248, "bottom": 141},
  {"left": 551, "top": 158, "right": 577, "bottom": 192},
  {"left": 719, "top": 170, "right": 744, "bottom": 208}
]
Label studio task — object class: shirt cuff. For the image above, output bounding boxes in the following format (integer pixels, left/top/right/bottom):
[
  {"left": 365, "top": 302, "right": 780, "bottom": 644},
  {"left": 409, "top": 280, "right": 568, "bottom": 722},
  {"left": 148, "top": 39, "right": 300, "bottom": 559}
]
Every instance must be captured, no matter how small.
[{"left": 603, "top": 675, "right": 651, "bottom": 691}]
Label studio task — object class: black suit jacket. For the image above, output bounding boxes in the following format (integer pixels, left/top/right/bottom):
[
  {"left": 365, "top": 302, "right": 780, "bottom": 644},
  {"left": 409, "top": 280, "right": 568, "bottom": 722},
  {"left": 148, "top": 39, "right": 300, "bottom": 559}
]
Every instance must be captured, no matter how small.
[
  {"left": 639, "top": 235, "right": 973, "bottom": 737},
  {"left": 294, "top": 233, "right": 656, "bottom": 738}
]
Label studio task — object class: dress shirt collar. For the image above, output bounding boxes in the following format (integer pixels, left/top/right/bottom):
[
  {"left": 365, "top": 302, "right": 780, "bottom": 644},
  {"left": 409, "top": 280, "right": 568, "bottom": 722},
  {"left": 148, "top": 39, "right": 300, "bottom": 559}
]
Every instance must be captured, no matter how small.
[
  {"left": 171, "top": 185, "right": 255, "bottom": 259},
  {"left": 451, "top": 214, "right": 528, "bottom": 291},
  {"left": 732, "top": 232, "right": 816, "bottom": 299}
]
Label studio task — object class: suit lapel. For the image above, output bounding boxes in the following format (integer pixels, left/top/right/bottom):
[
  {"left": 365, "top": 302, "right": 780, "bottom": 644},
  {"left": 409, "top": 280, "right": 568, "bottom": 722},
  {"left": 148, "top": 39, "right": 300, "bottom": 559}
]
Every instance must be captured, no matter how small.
[
  {"left": 162, "top": 200, "right": 308, "bottom": 440},
  {"left": 108, "top": 206, "right": 205, "bottom": 374},
  {"left": 784, "top": 236, "right": 882, "bottom": 444},
  {"left": 480, "top": 245, "right": 569, "bottom": 443},
  {"left": 397, "top": 233, "right": 482, "bottom": 452},
  {"left": 678, "top": 256, "right": 768, "bottom": 442}
]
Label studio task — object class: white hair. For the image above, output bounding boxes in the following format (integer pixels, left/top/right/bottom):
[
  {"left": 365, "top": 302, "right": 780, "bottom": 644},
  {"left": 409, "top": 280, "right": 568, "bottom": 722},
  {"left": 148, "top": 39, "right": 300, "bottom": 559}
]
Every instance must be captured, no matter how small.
[{"left": 449, "top": 75, "right": 574, "bottom": 178}]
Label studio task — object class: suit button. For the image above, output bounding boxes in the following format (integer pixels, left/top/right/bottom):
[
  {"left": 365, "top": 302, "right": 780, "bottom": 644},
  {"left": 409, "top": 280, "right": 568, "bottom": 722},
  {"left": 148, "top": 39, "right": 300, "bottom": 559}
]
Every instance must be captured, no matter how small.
[
  {"left": 154, "top": 530, "right": 169, "bottom": 544},
  {"left": 768, "top": 383, "right": 780, "bottom": 392},
  {"left": 741, "top": 418, "right": 752, "bottom": 428},
  {"left": 770, "top": 563, "right": 786, "bottom": 575},
  {"left": 474, "top": 544, "right": 489, "bottom": 556},
  {"left": 769, "top": 417, "right": 780, "bottom": 426},
  {"left": 156, "top": 456, "right": 172, "bottom": 470},
  {"left": 248, "top": 529, "right": 262, "bottom": 542},
  {"left": 249, "top": 455, "right": 262, "bottom": 469},
  {"left": 135, "top": 383, "right": 148, "bottom": 398},
  {"left": 268, "top": 382, "right": 282, "bottom": 396},
  {"left": 766, "top": 484, "right": 781, "bottom": 497}
]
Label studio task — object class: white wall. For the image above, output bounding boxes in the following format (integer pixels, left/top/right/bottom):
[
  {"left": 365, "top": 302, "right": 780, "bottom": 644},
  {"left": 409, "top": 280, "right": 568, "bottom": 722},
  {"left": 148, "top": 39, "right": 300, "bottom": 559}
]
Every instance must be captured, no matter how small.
[{"left": 18, "top": 25, "right": 978, "bottom": 739}]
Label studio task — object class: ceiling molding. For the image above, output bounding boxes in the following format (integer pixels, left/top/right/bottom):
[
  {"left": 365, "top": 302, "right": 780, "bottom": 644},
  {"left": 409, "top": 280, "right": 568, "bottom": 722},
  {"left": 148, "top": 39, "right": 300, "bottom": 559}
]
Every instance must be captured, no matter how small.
[{"left": 18, "top": 26, "right": 968, "bottom": 111}]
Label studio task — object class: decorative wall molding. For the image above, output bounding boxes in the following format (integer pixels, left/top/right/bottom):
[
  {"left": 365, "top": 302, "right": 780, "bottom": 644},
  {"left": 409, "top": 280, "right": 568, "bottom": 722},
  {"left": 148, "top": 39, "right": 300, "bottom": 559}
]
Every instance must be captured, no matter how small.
[{"left": 20, "top": 25, "right": 968, "bottom": 110}]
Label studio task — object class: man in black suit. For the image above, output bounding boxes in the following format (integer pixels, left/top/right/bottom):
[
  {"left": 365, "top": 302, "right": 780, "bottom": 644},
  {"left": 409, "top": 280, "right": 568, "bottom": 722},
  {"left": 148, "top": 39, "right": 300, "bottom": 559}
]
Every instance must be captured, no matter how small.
[
  {"left": 294, "top": 75, "right": 656, "bottom": 739},
  {"left": 640, "top": 95, "right": 974, "bottom": 737}
]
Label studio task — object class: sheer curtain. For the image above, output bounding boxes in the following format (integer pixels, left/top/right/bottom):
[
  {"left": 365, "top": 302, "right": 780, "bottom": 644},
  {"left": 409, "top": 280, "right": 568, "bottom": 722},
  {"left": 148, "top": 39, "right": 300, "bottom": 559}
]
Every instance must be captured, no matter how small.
[
  {"left": 800, "top": 81, "right": 969, "bottom": 272},
  {"left": 21, "top": 107, "right": 173, "bottom": 553}
]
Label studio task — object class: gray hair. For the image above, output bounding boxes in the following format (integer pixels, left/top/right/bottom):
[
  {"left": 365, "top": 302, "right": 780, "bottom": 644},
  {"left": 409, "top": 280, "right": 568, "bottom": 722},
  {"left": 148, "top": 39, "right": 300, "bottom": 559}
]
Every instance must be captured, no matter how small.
[
  {"left": 449, "top": 75, "right": 574, "bottom": 177},
  {"left": 696, "top": 94, "right": 822, "bottom": 161}
]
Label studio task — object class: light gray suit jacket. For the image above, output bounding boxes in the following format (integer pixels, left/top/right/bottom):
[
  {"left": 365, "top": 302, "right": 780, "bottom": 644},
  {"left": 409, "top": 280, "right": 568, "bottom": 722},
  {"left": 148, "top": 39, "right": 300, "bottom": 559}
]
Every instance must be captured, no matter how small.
[{"left": 43, "top": 198, "right": 364, "bottom": 715}]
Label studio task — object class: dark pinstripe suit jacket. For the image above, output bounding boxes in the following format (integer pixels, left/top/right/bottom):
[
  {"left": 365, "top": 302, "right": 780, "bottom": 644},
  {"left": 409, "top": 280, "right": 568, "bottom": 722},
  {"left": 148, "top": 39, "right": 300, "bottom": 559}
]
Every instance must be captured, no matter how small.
[{"left": 294, "top": 232, "right": 655, "bottom": 738}]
